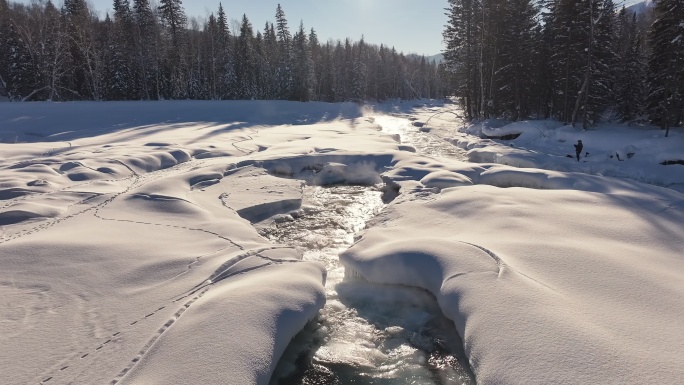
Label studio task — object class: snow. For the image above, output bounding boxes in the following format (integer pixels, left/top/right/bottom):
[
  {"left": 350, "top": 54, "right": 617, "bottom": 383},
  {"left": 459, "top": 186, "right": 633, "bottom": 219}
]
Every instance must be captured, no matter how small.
[
  {"left": 342, "top": 179, "right": 684, "bottom": 383},
  {"left": 345, "top": 100, "right": 684, "bottom": 383},
  {"left": 444, "top": 117, "right": 684, "bottom": 191},
  {"left": 0, "top": 100, "right": 399, "bottom": 385},
  {"left": 1, "top": 99, "right": 683, "bottom": 384}
]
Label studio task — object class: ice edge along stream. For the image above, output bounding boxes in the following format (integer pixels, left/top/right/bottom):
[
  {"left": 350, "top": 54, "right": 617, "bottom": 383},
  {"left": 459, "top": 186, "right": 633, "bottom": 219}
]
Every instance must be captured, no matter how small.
[{"left": 262, "top": 113, "right": 475, "bottom": 385}]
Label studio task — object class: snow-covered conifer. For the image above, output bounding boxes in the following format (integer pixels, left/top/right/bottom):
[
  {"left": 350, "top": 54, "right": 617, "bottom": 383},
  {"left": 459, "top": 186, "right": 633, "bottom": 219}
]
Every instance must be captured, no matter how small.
[{"left": 647, "top": 0, "right": 684, "bottom": 135}]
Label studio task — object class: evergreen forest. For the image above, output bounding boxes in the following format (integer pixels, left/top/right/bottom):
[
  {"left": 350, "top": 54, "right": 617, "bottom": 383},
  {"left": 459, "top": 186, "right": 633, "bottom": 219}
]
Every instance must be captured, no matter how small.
[
  {"left": 443, "top": 0, "right": 683, "bottom": 133},
  {"left": 1, "top": 0, "right": 682, "bottom": 134},
  {"left": 0, "top": 0, "right": 445, "bottom": 104}
]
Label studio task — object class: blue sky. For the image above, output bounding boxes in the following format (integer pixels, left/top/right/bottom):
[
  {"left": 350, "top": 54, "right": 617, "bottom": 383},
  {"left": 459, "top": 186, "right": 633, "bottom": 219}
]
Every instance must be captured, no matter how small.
[{"left": 17, "top": 0, "right": 448, "bottom": 55}]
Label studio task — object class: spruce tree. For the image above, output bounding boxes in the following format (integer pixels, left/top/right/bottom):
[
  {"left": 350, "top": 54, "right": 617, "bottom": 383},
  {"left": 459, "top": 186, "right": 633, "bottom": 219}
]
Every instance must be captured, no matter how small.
[
  {"left": 578, "top": 0, "right": 616, "bottom": 128},
  {"left": 158, "top": 0, "right": 187, "bottom": 98},
  {"left": 309, "top": 28, "right": 321, "bottom": 99},
  {"left": 292, "top": 21, "right": 314, "bottom": 101},
  {"left": 319, "top": 41, "right": 336, "bottom": 102},
  {"left": 351, "top": 37, "right": 368, "bottom": 101},
  {"left": 133, "top": 0, "right": 159, "bottom": 99},
  {"left": 5, "top": 21, "right": 34, "bottom": 100},
  {"left": 259, "top": 22, "right": 278, "bottom": 99},
  {"left": 107, "top": 0, "right": 134, "bottom": 99},
  {"left": 443, "top": 0, "right": 482, "bottom": 119},
  {"left": 216, "top": 3, "right": 235, "bottom": 100},
  {"left": 614, "top": 9, "right": 646, "bottom": 122},
  {"left": 0, "top": 0, "right": 11, "bottom": 98},
  {"left": 496, "top": 0, "right": 538, "bottom": 120},
  {"left": 0, "top": 0, "right": 444, "bottom": 103},
  {"left": 647, "top": 0, "right": 684, "bottom": 135},
  {"left": 62, "top": 0, "right": 100, "bottom": 99},
  {"left": 274, "top": 4, "right": 292, "bottom": 99},
  {"left": 235, "top": 14, "right": 257, "bottom": 99}
]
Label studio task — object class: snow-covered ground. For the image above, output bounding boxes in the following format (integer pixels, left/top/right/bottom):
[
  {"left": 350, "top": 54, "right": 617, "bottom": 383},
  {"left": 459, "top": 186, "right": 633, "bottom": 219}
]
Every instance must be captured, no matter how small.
[{"left": 1, "top": 100, "right": 682, "bottom": 384}]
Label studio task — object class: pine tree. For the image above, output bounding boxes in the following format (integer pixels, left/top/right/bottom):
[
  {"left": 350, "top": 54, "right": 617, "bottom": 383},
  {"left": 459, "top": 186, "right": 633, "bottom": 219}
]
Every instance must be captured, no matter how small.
[
  {"left": 5, "top": 21, "right": 34, "bottom": 100},
  {"left": 0, "top": 0, "right": 442, "bottom": 103},
  {"left": 133, "top": 0, "right": 159, "bottom": 99},
  {"left": 309, "top": 28, "right": 321, "bottom": 100},
  {"left": 292, "top": 21, "right": 314, "bottom": 101},
  {"left": 0, "top": 0, "right": 11, "bottom": 98},
  {"left": 215, "top": 3, "right": 234, "bottom": 100},
  {"left": 158, "top": 0, "right": 188, "bottom": 98},
  {"left": 575, "top": 0, "right": 616, "bottom": 128},
  {"left": 100, "top": 14, "right": 124, "bottom": 100},
  {"left": 235, "top": 14, "right": 257, "bottom": 99},
  {"left": 274, "top": 4, "right": 293, "bottom": 99},
  {"left": 647, "top": 0, "right": 684, "bottom": 135},
  {"left": 351, "top": 37, "right": 368, "bottom": 101},
  {"left": 496, "top": 0, "right": 538, "bottom": 120},
  {"left": 443, "top": 0, "right": 482, "bottom": 119},
  {"left": 258, "top": 22, "right": 278, "bottom": 99},
  {"left": 62, "top": 0, "right": 100, "bottom": 99},
  {"left": 319, "top": 41, "right": 336, "bottom": 102},
  {"left": 204, "top": 13, "right": 219, "bottom": 99},
  {"left": 158, "top": 0, "right": 186, "bottom": 49},
  {"left": 30, "top": 0, "right": 70, "bottom": 101},
  {"left": 106, "top": 0, "right": 134, "bottom": 99},
  {"left": 544, "top": 0, "right": 590, "bottom": 123},
  {"left": 614, "top": 8, "right": 646, "bottom": 122},
  {"left": 186, "top": 19, "right": 205, "bottom": 99}
]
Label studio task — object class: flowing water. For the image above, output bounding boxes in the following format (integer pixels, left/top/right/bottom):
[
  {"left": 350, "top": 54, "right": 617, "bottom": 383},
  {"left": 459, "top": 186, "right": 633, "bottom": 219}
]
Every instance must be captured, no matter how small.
[
  {"left": 374, "top": 115, "right": 468, "bottom": 161},
  {"left": 265, "top": 114, "right": 474, "bottom": 385}
]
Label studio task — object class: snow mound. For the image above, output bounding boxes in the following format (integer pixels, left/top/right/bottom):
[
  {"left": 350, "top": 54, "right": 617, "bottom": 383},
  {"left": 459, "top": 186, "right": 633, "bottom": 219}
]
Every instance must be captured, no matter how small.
[
  {"left": 420, "top": 170, "right": 473, "bottom": 190},
  {"left": 342, "top": 178, "right": 684, "bottom": 384},
  {"left": 0, "top": 100, "right": 401, "bottom": 385},
  {"left": 0, "top": 201, "right": 64, "bottom": 225},
  {"left": 446, "top": 118, "right": 684, "bottom": 191},
  {"left": 308, "top": 162, "right": 383, "bottom": 186},
  {"left": 119, "top": 259, "right": 326, "bottom": 385}
]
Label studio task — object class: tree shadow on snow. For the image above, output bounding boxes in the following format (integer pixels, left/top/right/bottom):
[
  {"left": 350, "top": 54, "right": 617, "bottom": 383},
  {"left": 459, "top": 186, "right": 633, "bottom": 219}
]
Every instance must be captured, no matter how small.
[{"left": 0, "top": 100, "right": 363, "bottom": 143}]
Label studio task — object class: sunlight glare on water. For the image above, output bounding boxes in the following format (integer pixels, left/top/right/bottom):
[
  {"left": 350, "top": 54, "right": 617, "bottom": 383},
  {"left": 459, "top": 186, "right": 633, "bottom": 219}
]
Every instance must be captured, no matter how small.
[{"left": 374, "top": 115, "right": 468, "bottom": 161}]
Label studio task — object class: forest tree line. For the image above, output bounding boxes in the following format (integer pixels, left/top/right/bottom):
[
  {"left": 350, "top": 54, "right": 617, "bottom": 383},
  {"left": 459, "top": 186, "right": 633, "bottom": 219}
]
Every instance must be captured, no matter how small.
[
  {"left": 0, "top": 0, "right": 446, "bottom": 103},
  {"left": 443, "top": 0, "right": 683, "bottom": 134}
]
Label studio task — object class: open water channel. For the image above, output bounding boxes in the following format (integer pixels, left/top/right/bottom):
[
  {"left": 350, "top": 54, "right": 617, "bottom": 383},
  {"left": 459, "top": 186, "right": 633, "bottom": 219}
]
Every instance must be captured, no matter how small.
[{"left": 264, "top": 113, "right": 474, "bottom": 385}]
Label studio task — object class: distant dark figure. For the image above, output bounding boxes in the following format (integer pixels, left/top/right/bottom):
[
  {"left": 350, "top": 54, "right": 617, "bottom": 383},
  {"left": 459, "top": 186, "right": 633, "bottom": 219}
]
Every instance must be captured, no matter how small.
[{"left": 574, "top": 140, "right": 583, "bottom": 161}]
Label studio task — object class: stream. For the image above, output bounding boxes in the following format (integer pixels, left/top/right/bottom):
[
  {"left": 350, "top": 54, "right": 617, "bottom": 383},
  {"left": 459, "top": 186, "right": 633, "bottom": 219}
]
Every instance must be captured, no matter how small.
[{"left": 264, "top": 113, "right": 474, "bottom": 384}]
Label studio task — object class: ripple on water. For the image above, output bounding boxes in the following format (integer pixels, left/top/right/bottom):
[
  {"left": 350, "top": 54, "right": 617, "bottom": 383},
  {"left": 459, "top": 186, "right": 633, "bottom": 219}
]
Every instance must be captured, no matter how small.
[{"left": 263, "top": 185, "right": 474, "bottom": 385}]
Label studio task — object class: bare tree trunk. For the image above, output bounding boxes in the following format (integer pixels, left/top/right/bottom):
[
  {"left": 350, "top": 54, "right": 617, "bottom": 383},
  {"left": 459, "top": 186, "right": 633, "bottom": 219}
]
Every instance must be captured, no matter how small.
[
  {"left": 21, "top": 86, "right": 49, "bottom": 101},
  {"left": 562, "top": 53, "right": 571, "bottom": 123},
  {"left": 572, "top": 74, "right": 589, "bottom": 127},
  {"left": 578, "top": 0, "right": 596, "bottom": 130},
  {"left": 0, "top": 75, "right": 7, "bottom": 97},
  {"left": 479, "top": 6, "right": 486, "bottom": 119}
]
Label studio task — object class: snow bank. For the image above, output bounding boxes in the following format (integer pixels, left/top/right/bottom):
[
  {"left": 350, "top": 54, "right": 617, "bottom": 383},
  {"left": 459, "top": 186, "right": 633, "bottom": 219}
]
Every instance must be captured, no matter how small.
[
  {"left": 119, "top": 259, "right": 326, "bottom": 385},
  {"left": 3, "top": 98, "right": 682, "bottom": 385},
  {"left": 0, "top": 100, "right": 402, "bottom": 385},
  {"left": 458, "top": 120, "right": 684, "bottom": 191},
  {"left": 364, "top": 100, "right": 684, "bottom": 383},
  {"left": 342, "top": 167, "right": 684, "bottom": 384}
]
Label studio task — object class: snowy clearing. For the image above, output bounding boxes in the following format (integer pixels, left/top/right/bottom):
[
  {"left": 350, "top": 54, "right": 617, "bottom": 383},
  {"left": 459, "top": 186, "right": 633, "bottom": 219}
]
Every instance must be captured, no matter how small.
[{"left": 1, "top": 100, "right": 683, "bottom": 384}]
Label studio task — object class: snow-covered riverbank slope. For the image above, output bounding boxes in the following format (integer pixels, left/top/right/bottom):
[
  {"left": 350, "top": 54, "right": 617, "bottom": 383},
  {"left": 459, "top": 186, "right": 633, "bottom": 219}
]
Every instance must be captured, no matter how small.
[
  {"left": 0, "top": 101, "right": 399, "bottom": 385},
  {"left": 1, "top": 100, "right": 682, "bottom": 384},
  {"left": 348, "top": 101, "right": 684, "bottom": 384}
]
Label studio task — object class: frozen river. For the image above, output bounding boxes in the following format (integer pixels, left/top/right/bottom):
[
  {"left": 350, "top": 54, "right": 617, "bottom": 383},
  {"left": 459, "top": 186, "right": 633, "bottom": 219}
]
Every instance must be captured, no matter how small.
[{"left": 265, "top": 114, "right": 474, "bottom": 384}]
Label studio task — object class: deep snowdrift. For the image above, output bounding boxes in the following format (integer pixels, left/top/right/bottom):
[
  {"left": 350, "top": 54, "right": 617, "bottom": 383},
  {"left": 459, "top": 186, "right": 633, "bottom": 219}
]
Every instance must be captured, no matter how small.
[
  {"left": 0, "top": 101, "right": 401, "bottom": 385},
  {"left": 1, "top": 100, "right": 683, "bottom": 384},
  {"left": 342, "top": 158, "right": 684, "bottom": 384}
]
